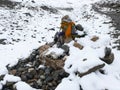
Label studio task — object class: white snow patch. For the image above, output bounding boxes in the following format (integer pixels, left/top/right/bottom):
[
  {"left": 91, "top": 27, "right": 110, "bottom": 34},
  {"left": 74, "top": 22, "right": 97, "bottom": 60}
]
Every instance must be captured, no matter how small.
[
  {"left": 1, "top": 74, "right": 21, "bottom": 85},
  {"left": 15, "top": 81, "right": 41, "bottom": 90}
]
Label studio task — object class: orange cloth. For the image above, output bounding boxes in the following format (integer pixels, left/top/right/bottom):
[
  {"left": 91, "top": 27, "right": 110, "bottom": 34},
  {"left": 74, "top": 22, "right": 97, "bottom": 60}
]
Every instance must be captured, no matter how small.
[{"left": 61, "top": 21, "right": 75, "bottom": 38}]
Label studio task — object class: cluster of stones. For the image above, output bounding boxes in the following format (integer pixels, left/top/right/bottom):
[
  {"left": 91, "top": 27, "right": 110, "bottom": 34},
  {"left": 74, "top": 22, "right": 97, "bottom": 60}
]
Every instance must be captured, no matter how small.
[{"left": 1, "top": 44, "right": 69, "bottom": 90}]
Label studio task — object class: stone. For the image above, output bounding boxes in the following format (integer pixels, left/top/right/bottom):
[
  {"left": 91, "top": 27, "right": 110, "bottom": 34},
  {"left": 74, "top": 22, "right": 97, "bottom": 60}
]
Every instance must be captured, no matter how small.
[
  {"left": 6, "top": 82, "right": 15, "bottom": 87},
  {"left": 61, "top": 45, "right": 69, "bottom": 55},
  {"left": 39, "top": 44, "right": 50, "bottom": 55},
  {"left": 0, "top": 75, "right": 5, "bottom": 80},
  {"left": 18, "top": 67, "right": 25, "bottom": 72},
  {"left": 45, "top": 58, "right": 65, "bottom": 69},
  {"left": 73, "top": 41, "right": 83, "bottom": 50},
  {"left": 45, "top": 67, "right": 52, "bottom": 75},
  {"left": 28, "top": 68, "right": 34, "bottom": 72},
  {"left": 45, "top": 76, "right": 53, "bottom": 82},
  {"left": 75, "top": 24, "right": 84, "bottom": 31},
  {"left": 100, "top": 53, "right": 114, "bottom": 64},
  {"left": 100, "top": 47, "right": 114, "bottom": 64},
  {"left": 40, "top": 75, "right": 45, "bottom": 80},
  {"left": 91, "top": 36, "right": 99, "bottom": 42},
  {"left": 21, "top": 74, "right": 27, "bottom": 81},
  {"left": 10, "top": 70, "right": 17, "bottom": 75},
  {"left": 26, "top": 73, "right": 34, "bottom": 79},
  {"left": 37, "top": 79, "right": 42, "bottom": 86},
  {"left": 77, "top": 63, "right": 105, "bottom": 77}
]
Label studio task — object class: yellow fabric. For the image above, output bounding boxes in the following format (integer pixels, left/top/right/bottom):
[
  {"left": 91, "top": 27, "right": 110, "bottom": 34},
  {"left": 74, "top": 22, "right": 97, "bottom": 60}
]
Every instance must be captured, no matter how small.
[{"left": 61, "top": 21, "right": 75, "bottom": 38}]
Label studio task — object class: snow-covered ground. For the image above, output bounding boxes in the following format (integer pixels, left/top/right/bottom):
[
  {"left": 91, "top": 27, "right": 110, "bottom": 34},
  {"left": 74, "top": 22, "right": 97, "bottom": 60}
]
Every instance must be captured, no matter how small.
[{"left": 0, "top": 0, "right": 120, "bottom": 90}]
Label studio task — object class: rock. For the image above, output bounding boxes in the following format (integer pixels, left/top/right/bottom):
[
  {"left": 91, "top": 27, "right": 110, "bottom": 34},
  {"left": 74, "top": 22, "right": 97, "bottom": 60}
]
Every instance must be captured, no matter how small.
[
  {"left": 45, "top": 67, "right": 53, "bottom": 75},
  {"left": 28, "top": 68, "right": 34, "bottom": 72},
  {"left": 5, "top": 44, "right": 70, "bottom": 90},
  {"left": 40, "top": 5, "right": 58, "bottom": 14},
  {"left": 37, "top": 79, "right": 42, "bottom": 86},
  {"left": 100, "top": 47, "right": 114, "bottom": 64},
  {"left": 18, "top": 67, "right": 25, "bottom": 72},
  {"left": 40, "top": 75, "right": 45, "bottom": 80},
  {"left": 100, "top": 53, "right": 114, "bottom": 64},
  {"left": 39, "top": 44, "right": 50, "bottom": 54},
  {"left": 0, "top": 39, "right": 6, "bottom": 45},
  {"left": 77, "top": 63, "right": 105, "bottom": 77},
  {"left": 26, "top": 72, "right": 34, "bottom": 79},
  {"left": 6, "top": 82, "right": 15, "bottom": 87},
  {"left": 75, "top": 24, "right": 84, "bottom": 31},
  {"left": 0, "top": 75, "right": 5, "bottom": 80},
  {"left": 29, "top": 49, "right": 39, "bottom": 61},
  {"left": 21, "top": 74, "right": 27, "bottom": 81},
  {"left": 2, "top": 82, "right": 15, "bottom": 90},
  {"left": 105, "top": 47, "right": 111, "bottom": 56},
  {"left": 48, "top": 83, "right": 53, "bottom": 86},
  {"left": 91, "top": 36, "right": 99, "bottom": 42},
  {"left": 61, "top": 45, "right": 69, "bottom": 55},
  {"left": 73, "top": 41, "right": 83, "bottom": 50},
  {"left": 45, "top": 57, "right": 65, "bottom": 69},
  {"left": 45, "top": 76, "right": 53, "bottom": 82},
  {"left": 9, "top": 70, "right": 17, "bottom": 75}
]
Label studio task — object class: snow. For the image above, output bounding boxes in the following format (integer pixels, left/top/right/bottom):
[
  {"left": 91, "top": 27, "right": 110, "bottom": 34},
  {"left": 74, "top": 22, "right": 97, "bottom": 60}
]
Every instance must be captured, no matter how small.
[
  {"left": 55, "top": 78, "right": 80, "bottom": 90},
  {"left": 0, "top": 74, "right": 21, "bottom": 85},
  {"left": 15, "top": 81, "right": 41, "bottom": 90},
  {"left": 0, "top": 66, "right": 8, "bottom": 76},
  {"left": 0, "top": 0, "right": 120, "bottom": 90},
  {"left": 45, "top": 46, "right": 64, "bottom": 59}
]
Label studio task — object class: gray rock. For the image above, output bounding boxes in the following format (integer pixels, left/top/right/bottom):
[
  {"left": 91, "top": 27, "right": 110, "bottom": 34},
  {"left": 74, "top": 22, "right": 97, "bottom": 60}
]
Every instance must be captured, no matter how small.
[
  {"left": 26, "top": 73, "right": 34, "bottom": 79},
  {"left": 21, "top": 74, "right": 27, "bottom": 81},
  {"left": 37, "top": 79, "right": 42, "bottom": 86},
  {"left": 100, "top": 47, "right": 114, "bottom": 64},
  {"left": 61, "top": 45, "right": 69, "bottom": 56},
  {"left": 45, "top": 76, "right": 53, "bottom": 82},
  {"left": 75, "top": 24, "right": 84, "bottom": 31},
  {"left": 40, "top": 75, "right": 45, "bottom": 80}
]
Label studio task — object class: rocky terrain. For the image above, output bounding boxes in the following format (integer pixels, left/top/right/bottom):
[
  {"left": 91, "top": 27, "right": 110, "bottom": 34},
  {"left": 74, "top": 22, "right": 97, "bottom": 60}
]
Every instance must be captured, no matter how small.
[
  {"left": 0, "top": 0, "right": 120, "bottom": 90},
  {"left": 92, "top": 0, "right": 120, "bottom": 50}
]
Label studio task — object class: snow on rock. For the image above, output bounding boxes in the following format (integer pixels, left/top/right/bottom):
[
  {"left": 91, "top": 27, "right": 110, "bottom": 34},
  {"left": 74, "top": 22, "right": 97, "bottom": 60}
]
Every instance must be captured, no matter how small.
[
  {"left": 0, "top": 83, "right": 2, "bottom": 90},
  {"left": 55, "top": 78, "right": 80, "bottom": 90},
  {"left": 0, "top": 66, "right": 8, "bottom": 76},
  {"left": 1, "top": 74, "right": 21, "bottom": 85},
  {"left": 15, "top": 81, "right": 41, "bottom": 90},
  {"left": 45, "top": 46, "right": 64, "bottom": 59},
  {"left": 64, "top": 45, "right": 105, "bottom": 74},
  {"left": 0, "top": 0, "right": 120, "bottom": 90}
]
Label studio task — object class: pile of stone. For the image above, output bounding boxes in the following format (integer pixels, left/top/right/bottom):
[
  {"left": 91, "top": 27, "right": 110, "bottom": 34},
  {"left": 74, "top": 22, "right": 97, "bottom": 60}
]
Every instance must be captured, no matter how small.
[
  {"left": 0, "top": 39, "right": 114, "bottom": 90},
  {"left": 2, "top": 44, "right": 69, "bottom": 90}
]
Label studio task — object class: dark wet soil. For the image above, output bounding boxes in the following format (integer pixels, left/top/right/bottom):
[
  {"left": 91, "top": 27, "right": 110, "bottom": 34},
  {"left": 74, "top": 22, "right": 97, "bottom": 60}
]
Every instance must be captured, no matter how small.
[{"left": 92, "top": 1, "right": 120, "bottom": 50}]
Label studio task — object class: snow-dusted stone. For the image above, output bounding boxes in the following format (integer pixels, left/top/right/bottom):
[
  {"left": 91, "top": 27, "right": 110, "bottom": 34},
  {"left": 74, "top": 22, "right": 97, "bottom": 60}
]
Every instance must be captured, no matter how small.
[
  {"left": 77, "top": 63, "right": 105, "bottom": 77},
  {"left": 91, "top": 36, "right": 99, "bottom": 42},
  {"left": 0, "top": 82, "right": 3, "bottom": 90},
  {"left": 64, "top": 46, "right": 105, "bottom": 77},
  {"left": 39, "top": 44, "right": 68, "bottom": 69},
  {"left": 73, "top": 41, "right": 84, "bottom": 50}
]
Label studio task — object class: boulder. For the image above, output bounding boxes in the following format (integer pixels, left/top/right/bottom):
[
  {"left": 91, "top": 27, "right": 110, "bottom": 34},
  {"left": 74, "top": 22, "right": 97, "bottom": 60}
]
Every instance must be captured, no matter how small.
[
  {"left": 75, "top": 24, "right": 84, "bottom": 31},
  {"left": 73, "top": 41, "right": 84, "bottom": 50},
  {"left": 100, "top": 47, "right": 114, "bottom": 64},
  {"left": 77, "top": 63, "right": 105, "bottom": 77}
]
